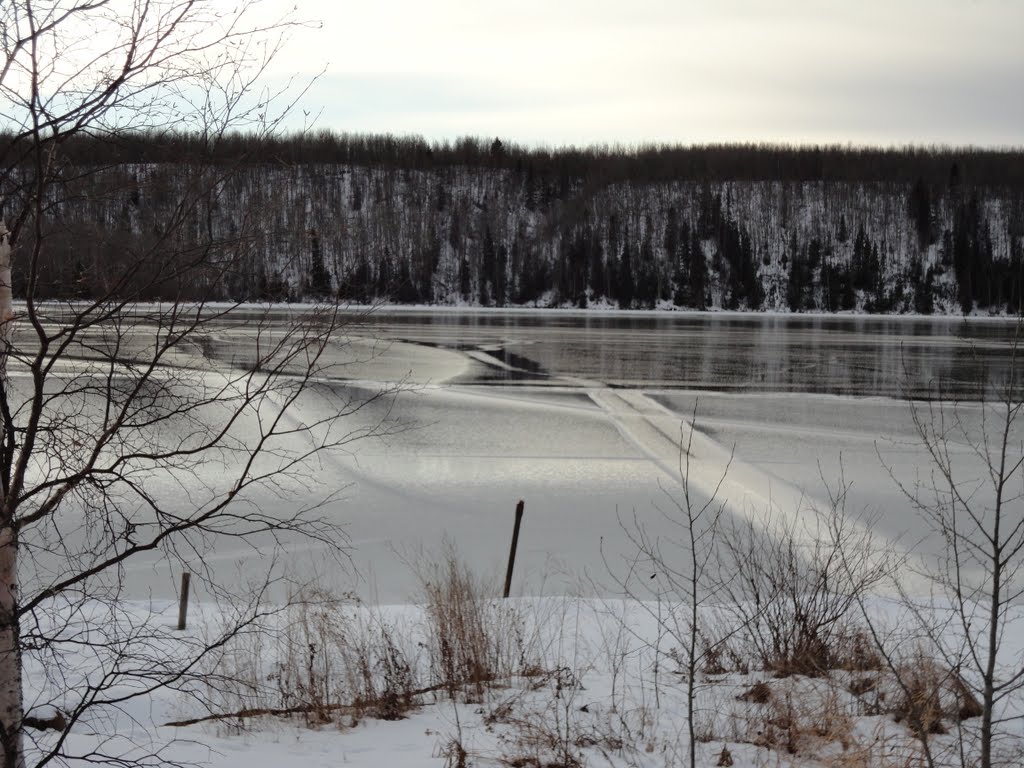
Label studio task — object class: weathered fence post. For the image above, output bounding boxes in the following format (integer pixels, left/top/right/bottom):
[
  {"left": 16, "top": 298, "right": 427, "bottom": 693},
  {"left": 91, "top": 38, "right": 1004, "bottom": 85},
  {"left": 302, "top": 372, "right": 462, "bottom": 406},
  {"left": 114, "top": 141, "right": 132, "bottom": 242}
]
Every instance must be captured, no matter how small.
[
  {"left": 177, "top": 571, "right": 191, "bottom": 630},
  {"left": 503, "top": 500, "right": 525, "bottom": 598}
]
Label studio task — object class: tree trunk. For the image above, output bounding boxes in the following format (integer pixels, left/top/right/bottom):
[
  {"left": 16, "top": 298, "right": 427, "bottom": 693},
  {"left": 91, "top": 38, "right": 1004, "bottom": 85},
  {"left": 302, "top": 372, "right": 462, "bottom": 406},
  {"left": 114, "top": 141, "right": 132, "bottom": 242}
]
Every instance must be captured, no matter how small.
[
  {"left": 981, "top": 455, "right": 1008, "bottom": 768},
  {"left": 0, "top": 527, "right": 21, "bottom": 768},
  {"left": 0, "top": 222, "right": 22, "bottom": 768}
]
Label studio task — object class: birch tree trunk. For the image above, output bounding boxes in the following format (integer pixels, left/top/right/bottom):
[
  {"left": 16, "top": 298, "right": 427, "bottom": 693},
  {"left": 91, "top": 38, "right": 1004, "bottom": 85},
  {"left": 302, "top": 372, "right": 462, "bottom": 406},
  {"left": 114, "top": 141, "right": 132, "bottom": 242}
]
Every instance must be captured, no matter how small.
[{"left": 0, "top": 220, "right": 23, "bottom": 768}]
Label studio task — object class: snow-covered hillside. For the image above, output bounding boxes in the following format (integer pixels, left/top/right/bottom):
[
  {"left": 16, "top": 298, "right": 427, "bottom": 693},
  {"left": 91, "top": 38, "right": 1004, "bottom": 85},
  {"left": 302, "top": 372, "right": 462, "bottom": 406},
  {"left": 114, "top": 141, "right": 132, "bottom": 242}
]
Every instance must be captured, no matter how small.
[{"left": 17, "top": 160, "right": 1024, "bottom": 314}]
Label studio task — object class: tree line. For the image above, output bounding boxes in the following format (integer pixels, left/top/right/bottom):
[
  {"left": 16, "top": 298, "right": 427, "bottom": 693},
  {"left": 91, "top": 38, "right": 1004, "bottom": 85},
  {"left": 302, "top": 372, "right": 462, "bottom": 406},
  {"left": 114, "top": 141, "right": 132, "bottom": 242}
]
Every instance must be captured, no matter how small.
[{"left": 4, "top": 130, "right": 1024, "bottom": 187}]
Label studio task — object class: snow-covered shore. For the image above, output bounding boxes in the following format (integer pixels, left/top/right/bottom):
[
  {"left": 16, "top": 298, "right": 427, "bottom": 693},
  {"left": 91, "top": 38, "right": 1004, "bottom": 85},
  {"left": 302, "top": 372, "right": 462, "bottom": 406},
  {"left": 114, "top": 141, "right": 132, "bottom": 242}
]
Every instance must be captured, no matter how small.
[{"left": 27, "top": 594, "right": 1024, "bottom": 767}]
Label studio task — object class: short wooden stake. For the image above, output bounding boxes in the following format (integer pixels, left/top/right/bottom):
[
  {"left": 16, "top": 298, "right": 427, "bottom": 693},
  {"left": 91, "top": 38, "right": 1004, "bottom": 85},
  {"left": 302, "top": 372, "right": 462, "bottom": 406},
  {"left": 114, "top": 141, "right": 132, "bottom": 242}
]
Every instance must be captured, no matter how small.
[
  {"left": 503, "top": 500, "right": 525, "bottom": 598},
  {"left": 177, "top": 571, "right": 191, "bottom": 630}
]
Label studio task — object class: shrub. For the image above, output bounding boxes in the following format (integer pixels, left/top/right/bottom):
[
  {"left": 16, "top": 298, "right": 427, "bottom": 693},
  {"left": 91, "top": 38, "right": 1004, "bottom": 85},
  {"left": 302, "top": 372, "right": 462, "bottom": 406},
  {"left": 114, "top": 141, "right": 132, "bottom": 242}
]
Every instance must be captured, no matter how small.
[{"left": 718, "top": 499, "right": 886, "bottom": 678}]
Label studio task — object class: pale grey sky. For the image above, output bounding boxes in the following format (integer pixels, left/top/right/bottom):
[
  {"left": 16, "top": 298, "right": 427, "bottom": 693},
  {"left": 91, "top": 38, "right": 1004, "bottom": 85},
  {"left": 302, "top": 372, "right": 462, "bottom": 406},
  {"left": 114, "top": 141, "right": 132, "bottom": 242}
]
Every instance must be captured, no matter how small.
[{"left": 270, "top": 0, "right": 1024, "bottom": 147}]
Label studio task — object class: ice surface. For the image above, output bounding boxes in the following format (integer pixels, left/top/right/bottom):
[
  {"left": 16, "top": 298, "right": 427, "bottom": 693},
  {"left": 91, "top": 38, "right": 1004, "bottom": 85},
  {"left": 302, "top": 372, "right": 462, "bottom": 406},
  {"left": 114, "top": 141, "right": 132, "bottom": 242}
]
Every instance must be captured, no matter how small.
[{"left": 16, "top": 310, "right": 1024, "bottom": 603}]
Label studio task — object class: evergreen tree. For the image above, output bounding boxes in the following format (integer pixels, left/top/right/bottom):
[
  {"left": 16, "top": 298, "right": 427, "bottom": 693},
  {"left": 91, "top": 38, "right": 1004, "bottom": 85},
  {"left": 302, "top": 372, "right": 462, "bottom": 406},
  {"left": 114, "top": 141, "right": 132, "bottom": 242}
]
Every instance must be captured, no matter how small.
[
  {"left": 663, "top": 207, "right": 679, "bottom": 264},
  {"left": 375, "top": 249, "right": 393, "bottom": 299},
  {"left": 71, "top": 259, "right": 91, "bottom": 300},
  {"left": 307, "top": 228, "right": 332, "bottom": 299},
  {"left": 697, "top": 183, "right": 719, "bottom": 238},
  {"left": 495, "top": 243, "right": 508, "bottom": 306},
  {"left": 787, "top": 232, "right": 805, "bottom": 311},
  {"left": 908, "top": 177, "right": 933, "bottom": 249},
  {"left": 396, "top": 258, "right": 421, "bottom": 303},
  {"left": 616, "top": 223, "right": 635, "bottom": 309},
  {"left": 1008, "top": 229, "right": 1024, "bottom": 314},
  {"left": 952, "top": 194, "right": 987, "bottom": 314},
  {"left": 480, "top": 225, "right": 497, "bottom": 306},
  {"left": 636, "top": 218, "right": 658, "bottom": 308},
  {"left": 459, "top": 255, "right": 471, "bottom": 302},
  {"left": 523, "top": 165, "right": 539, "bottom": 212},
  {"left": 587, "top": 229, "right": 606, "bottom": 301},
  {"left": 419, "top": 235, "right": 442, "bottom": 302},
  {"left": 910, "top": 259, "right": 935, "bottom": 315},
  {"left": 672, "top": 220, "right": 690, "bottom": 307},
  {"left": 681, "top": 227, "right": 707, "bottom": 309}
]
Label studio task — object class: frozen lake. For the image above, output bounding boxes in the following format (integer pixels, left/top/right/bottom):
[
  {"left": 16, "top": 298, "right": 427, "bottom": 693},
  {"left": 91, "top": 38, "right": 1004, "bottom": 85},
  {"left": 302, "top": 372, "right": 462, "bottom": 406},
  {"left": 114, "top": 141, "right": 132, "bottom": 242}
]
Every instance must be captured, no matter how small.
[
  {"left": 22, "top": 308, "right": 1024, "bottom": 603},
  {"left": 353, "top": 308, "right": 1021, "bottom": 396}
]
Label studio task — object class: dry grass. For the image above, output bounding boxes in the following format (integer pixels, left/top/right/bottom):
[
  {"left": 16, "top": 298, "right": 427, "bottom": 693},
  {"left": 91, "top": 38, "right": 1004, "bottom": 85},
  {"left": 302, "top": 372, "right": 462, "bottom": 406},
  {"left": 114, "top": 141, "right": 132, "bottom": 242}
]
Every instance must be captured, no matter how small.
[
  {"left": 487, "top": 665, "right": 645, "bottom": 768},
  {"left": 890, "top": 652, "right": 981, "bottom": 738},
  {"left": 820, "top": 727, "right": 934, "bottom": 768},
  {"left": 194, "top": 544, "right": 992, "bottom": 767},
  {"left": 201, "top": 587, "right": 420, "bottom": 728},
  {"left": 746, "top": 683, "right": 855, "bottom": 756},
  {"left": 418, "top": 542, "right": 541, "bottom": 700},
  {"left": 716, "top": 651, "right": 984, "bottom": 766}
]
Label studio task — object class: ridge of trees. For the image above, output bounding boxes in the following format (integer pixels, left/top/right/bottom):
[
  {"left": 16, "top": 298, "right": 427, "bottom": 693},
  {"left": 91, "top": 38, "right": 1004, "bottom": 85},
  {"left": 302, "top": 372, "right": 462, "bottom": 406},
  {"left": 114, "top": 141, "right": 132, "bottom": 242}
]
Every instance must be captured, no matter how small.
[
  {"left": 3, "top": 131, "right": 1023, "bottom": 314},
  {"left": 3, "top": 129, "right": 1024, "bottom": 188}
]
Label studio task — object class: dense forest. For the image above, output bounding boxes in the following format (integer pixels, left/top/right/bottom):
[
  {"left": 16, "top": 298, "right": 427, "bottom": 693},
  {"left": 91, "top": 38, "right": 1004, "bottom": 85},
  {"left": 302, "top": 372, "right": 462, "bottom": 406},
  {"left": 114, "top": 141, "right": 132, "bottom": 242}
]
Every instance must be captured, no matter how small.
[{"left": 2, "top": 132, "right": 1023, "bottom": 314}]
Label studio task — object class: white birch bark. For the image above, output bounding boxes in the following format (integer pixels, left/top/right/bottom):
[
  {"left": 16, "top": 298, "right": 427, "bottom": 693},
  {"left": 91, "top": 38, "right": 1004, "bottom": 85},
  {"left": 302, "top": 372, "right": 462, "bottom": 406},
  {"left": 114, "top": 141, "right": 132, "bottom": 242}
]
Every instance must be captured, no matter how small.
[{"left": 0, "top": 220, "right": 22, "bottom": 768}]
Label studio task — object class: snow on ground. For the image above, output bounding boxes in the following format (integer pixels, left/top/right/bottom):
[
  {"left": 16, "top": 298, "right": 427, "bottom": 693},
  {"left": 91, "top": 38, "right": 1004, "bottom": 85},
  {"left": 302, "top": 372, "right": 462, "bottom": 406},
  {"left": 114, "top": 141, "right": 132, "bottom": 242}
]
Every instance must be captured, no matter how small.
[{"left": 26, "top": 596, "right": 1024, "bottom": 768}]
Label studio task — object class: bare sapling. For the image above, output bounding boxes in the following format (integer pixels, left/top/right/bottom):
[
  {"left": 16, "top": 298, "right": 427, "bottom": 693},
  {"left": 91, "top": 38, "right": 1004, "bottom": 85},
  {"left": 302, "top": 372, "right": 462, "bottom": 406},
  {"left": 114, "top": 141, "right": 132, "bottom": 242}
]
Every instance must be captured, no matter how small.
[{"left": 608, "top": 401, "right": 734, "bottom": 768}]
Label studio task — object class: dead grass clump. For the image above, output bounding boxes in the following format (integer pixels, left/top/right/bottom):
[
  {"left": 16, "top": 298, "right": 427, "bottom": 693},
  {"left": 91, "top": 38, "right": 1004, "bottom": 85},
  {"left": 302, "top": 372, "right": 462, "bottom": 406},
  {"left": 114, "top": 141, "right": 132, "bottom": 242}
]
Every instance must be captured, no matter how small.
[
  {"left": 739, "top": 679, "right": 856, "bottom": 758},
  {"left": 954, "top": 677, "right": 983, "bottom": 721},
  {"left": 749, "top": 688, "right": 800, "bottom": 755},
  {"left": 738, "top": 681, "right": 772, "bottom": 704},
  {"left": 264, "top": 588, "right": 359, "bottom": 724},
  {"left": 344, "top": 619, "right": 417, "bottom": 721},
  {"left": 492, "top": 665, "right": 600, "bottom": 768},
  {"left": 844, "top": 672, "right": 888, "bottom": 720},
  {"left": 890, "top": 653, "right": 981, "bottom": 739},
  {"left": 497, "top": 715, "right": 585, "bottom": 768},
  {"left": 892, "top": 656, "right": 945, "bottom": 736},
  {"left": 438, "top": 736, "right": 469, "bottom": 768},
  {"left": 818, "top": 726, "right": 932, "bottom": 768},
  {"left": 419, "top": 543, "right": 536, "bottom": 699},
  {"left": 501, "top": 758, "right": 580, "bottom": 768},
  {"left": 833, "top": 628, "right": 884, "bottom": 672},
  {"left": 847, "top": 675, "right": 877, "bottom": 697},
  {"left": 203, "top": 587, "right": 420, "bottom": 728},
  {"left": 421, "top": 546, "right": 499, "bottom": 696},
  {"left": 810, "top": 688, "right": 856, "bottom": 751},
  {"left": 699, "top": 631, "right": 749, "bottom": 676},
  {"left": 282, "top": 589, "right": 421, "bottom": 723}
]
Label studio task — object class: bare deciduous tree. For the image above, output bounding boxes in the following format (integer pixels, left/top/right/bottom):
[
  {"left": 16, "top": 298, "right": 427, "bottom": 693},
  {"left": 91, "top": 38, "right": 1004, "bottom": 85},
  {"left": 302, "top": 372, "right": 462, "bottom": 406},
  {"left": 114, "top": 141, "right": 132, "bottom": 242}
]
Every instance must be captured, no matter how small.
[{"left": 0, "top": 3, "right": 401, "bottom": 767}]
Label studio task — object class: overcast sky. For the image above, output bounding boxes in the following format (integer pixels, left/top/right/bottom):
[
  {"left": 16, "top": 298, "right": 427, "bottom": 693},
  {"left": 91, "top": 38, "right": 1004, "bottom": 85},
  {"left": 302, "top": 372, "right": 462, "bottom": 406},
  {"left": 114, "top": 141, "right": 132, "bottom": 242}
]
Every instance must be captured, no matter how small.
[{"left": 269, "top": 0, "right": 1024, "bottom": 148}]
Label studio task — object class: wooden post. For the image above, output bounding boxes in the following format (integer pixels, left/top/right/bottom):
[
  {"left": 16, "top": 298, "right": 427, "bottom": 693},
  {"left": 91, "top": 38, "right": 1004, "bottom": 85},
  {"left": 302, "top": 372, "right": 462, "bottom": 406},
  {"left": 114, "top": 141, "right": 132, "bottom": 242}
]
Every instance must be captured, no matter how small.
[
  {"left": 177, "top": 571, "right": 191, "bottom": 630},
  {"left": 503, "top": 500, "right": 525, "bottom": 598}
]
